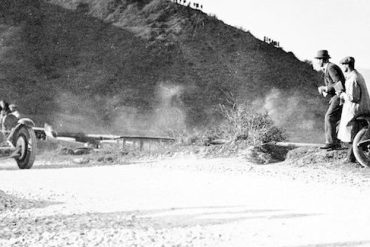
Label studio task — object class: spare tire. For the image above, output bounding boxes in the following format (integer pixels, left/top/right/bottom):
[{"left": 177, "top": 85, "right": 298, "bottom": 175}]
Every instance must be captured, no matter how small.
[{"left": 353, "top": 127, "right": 370, "bottom": 167}]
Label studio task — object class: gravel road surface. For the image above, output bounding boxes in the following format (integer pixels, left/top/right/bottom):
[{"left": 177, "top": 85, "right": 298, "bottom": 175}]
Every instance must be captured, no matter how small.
[{"left": 1, "top": 157, "right": 370, "bottom": 247}]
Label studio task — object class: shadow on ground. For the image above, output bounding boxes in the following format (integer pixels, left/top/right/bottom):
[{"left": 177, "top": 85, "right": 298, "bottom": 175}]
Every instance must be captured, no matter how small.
[
  {"left": 287, "top": 240, "right": 370, "bottom": 247},
  {"left": 0, "top": 205, "right": 318, "bottom": 234}
]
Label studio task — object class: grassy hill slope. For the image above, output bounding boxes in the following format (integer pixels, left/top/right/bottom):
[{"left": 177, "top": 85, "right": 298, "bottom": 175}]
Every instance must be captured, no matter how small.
[{"left": 0, "top": 0, "right": 325, "bottom": 142}]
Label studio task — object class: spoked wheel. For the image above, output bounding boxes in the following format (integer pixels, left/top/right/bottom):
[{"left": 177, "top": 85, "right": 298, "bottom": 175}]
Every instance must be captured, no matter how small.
[
  {"left": 353, "top": 128, "right": 370, "bottom": 167},
  {"left": 12, "top": 126, "right": 37, "bottom": 169}
]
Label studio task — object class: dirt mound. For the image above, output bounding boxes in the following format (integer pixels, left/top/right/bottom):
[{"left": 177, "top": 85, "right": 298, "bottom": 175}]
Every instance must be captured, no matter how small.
[
  {"left": 239, "top": 144, "right": 292, "bottom": 164},
  {"left": 285, "top": 147, "right": 348, "bottom": 166}
]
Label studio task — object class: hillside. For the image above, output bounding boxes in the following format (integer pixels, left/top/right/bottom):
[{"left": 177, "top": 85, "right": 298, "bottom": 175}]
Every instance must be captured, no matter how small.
[{"left": 0, "top": 0, "right": 325, "bottom": 142}]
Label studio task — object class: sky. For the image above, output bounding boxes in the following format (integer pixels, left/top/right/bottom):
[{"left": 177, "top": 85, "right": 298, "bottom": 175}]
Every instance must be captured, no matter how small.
[{"left": 195, "top": 0, "right": 370, "bottom": 70}]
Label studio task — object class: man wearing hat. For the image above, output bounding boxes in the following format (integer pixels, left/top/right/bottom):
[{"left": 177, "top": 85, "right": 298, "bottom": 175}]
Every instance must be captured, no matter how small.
[
  {"left": 337, "top": 56, "right": 370, "bottom": 162},
  {"left": 316, "top": 50, "right": 346, "bottom": 149}
]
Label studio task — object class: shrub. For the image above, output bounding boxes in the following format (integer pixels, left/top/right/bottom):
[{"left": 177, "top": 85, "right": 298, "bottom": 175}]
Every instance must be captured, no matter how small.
[{"left": 205, "top": 103, "right": 287, "bottom": 145}]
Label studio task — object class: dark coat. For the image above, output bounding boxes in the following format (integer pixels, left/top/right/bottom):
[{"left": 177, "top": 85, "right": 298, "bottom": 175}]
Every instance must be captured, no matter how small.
[{"left": 324, "top": 62, "right": 346, "bottom": 96}]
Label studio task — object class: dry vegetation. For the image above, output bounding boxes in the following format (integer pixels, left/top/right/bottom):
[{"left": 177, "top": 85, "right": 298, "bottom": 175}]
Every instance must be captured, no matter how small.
[{"left": 206, "top": 103, "right": 286, "bottom": 145}]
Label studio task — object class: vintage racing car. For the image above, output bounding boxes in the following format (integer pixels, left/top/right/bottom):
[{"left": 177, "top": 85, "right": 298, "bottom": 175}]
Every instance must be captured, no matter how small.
[{"left": 0, "top": 111, "right": 37, "bottom": 169}]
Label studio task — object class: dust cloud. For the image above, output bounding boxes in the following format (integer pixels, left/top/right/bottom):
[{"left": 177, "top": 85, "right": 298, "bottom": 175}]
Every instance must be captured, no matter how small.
[
  {"left": 253, "top": 88, "right": 324, "bottom": 143},
  {"left": 51, "top": 84, "right": 323, "bottom": 142},
  {"left": 109, "top": 82, "right": 186, "bottom": 136},
  {"left": 51, "top": 82, "right": 186, "bottom": 137},
  {"left": 150, "top": 82, "right": 186, "bottom": 132}
]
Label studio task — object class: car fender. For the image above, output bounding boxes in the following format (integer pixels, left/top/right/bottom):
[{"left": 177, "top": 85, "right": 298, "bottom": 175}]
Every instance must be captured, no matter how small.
[
  {"left": 6, "top": 119, "right": 35, "bottom": 144},
  {"left": 17, "top": 118, "right": 35, "bottom": 128}
]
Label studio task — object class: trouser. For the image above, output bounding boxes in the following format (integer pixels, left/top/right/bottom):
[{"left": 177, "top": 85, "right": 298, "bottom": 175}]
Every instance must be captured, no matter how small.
[
  {"left": 325, "top": 95, "right": 342, "bottom": 144},
  {"left": 346, "top": 143, "right": 356, "bottom": 162},
  {"left": 347, "top": 121, "right": 361, "bottom": 162}
]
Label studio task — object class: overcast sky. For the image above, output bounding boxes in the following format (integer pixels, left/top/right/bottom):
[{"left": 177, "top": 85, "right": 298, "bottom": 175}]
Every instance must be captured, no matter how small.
[{"left": 196, "top": 0, "right": 370, "bottom": 69}]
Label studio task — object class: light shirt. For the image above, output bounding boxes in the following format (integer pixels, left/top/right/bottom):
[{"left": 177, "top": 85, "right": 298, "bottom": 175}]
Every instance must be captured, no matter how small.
[
  {"left": 322, "top": 63, "right": 329, "bottom": 73},
  {"left": 338, "top": 70, "right": 370, "bottom": 142}
]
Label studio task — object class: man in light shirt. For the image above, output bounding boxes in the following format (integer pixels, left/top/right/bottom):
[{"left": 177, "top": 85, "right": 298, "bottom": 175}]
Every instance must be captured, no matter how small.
[{"left": 338, "top": 56, "right": 370, "bottom": 162}]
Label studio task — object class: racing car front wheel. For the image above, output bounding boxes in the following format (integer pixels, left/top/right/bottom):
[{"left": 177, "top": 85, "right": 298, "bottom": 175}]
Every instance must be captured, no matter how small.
[{"left": 13, "top": 126, "right": 37, "bottom": 169}]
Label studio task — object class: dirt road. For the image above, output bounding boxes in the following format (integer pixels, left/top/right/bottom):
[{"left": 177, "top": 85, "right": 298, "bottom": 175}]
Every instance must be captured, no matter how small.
[{"left": 1, "top": 157, "right": 370, "bottom": 247}]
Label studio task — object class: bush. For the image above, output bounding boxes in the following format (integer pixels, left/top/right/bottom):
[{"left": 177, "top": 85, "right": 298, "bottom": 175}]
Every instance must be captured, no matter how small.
[{"left": 204, "top": 103, "right": 287, "bottom": 145}]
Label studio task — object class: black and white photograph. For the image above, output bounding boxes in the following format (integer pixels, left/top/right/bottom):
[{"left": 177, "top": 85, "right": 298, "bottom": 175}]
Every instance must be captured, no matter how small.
[{"left": 1, "top": 0, "right": 370, "bottom": 246}]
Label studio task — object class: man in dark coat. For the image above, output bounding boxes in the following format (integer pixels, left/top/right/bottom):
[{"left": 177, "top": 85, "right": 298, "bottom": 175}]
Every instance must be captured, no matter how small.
[{"left": 316, "top": 50, "right": 346, "bottom": 149}]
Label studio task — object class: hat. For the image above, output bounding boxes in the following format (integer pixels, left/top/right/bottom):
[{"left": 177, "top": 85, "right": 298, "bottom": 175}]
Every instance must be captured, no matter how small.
[
  {"left": 340, "top": 56, "right": 355, "bottom": 66},
  {"left": 315, "top": 50, "right": 331, "bottom": 59}
]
